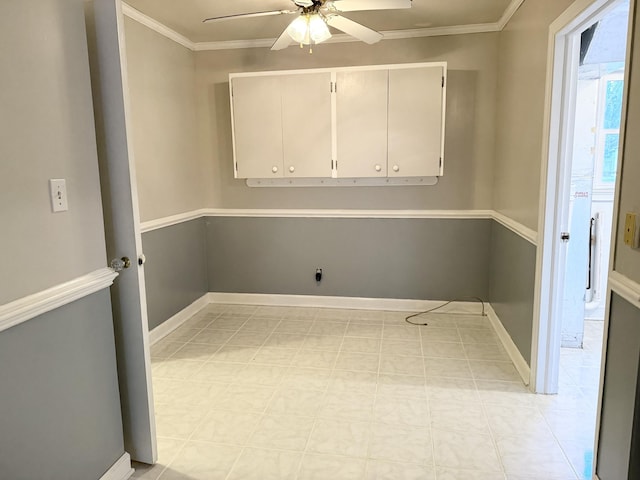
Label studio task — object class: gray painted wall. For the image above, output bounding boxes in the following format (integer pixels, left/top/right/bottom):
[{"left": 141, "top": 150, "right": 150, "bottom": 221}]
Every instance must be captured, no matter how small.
[
  {"left": 596, "top": 293, "right": 640, "bottom": 480},
  {"left": 0, "top": 291, "right": 124, "bottom": 480},
  {"left": 488, "top": 222, "right": 536, "bottom": 365},
  {"left": 206, "top": 217, "right": 490, "bottom": 301},
  {"left": 142, "top": 218, "right": 208, "bottom": 330}
]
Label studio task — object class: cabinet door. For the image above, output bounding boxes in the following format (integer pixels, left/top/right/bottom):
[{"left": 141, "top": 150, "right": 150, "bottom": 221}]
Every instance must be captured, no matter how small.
[
  {"left": 336, "top": 70, "right": 388, "bottom": 178},
  {"left": 281, "top": 73, "right": 333, "bottom": 178},
  {"left": 388, "top": 66, "right": 444, "bottom": 177},
  {"left": 231, "top": 76, "right": 283, "bottom": 178}
]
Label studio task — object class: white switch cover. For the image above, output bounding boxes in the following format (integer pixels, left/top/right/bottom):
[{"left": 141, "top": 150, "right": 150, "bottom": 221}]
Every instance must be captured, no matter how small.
[{"left": 49, "top": 179, "right": 68, "bottom": 212}]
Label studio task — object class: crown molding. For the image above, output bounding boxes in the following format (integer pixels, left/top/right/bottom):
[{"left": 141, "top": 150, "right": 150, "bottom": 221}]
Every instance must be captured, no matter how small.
[
  {"left": 121, "top": 3, "right": 196, "bottom": 51},
  {"left": 497, "top": 0, "right": 526, "bottom": 29},
  {"left": 122, "top": 0, "right": 524, "bottom": 52}
]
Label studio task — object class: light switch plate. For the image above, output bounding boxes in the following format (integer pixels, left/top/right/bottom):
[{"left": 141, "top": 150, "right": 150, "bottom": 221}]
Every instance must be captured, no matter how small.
[
  {"left": 624, "top": 212, "right": 639, "bottom": 248},
  {"left": 49, "top": 179, "right": 68, "bottom": 212}
]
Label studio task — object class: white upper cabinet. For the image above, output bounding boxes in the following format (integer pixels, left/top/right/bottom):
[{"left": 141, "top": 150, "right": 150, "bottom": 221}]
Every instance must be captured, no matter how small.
[
  {"left": 230, "top": 63, "right": 446, "bottom": 183},
  {"left": 336, "top": 69, "right": 389, "bottom": 178},
  {"left": 231, "top": 76, "right": 283, "bottom": 179},
  {"left": 388, "top": 66, "right": 445, "bottom": 177},
  {"left": 281, "top": 73, "right": 333, "bottom": 178}
]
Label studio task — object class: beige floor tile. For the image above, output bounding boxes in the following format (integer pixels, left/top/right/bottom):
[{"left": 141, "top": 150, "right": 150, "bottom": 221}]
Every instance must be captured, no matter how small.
[
  {"left": 327, "top": 370, "right": 378, "bottom": 394},
  {"left": 429, "top": 399, "right": 489, "bottom": 434},
  {"left": 422, "top": 341, "right": 467, "bottom": 359},
  {"left": 484, "top": 404, "right": 552, "bottom": 440},
  {"left": 154, "top": 404, "right": 208, "bottom": 439},
  {"left": 380, "top": 354, "right": 425, "bottom": 376},
  {"left": 263, "top": 332, "right": 306, "bottom": 348},
  {"left": 252, "top": 346, "right": 299, "bottom": 366},
  {"left": 373, "top": 395, "right": 430, "bottom": 427},
  {"left": 341, "top": 336, "right": 381, "bottom": 354},
  {"left": 191, "top": 329, "right": 236, "bottom": 345},
  {"left": 383, "top": 325, "right": 421, "bottom": 341},
  {"left": 192, "top": 411, "right": 261, "bottom": 445},
  {"left": 364, "top": 460, "right": 436, "bottom": 480},
  {"left": 191, "top": 361, "right": 246, "bottom": 383},
  {"left": 436, "top": 467, "right": 506, "bottom": 479},
  {"left": 307, "top": 419, "right": 371, "bottom": 457},
  {"left": 297, "top": 454, "right": 366, "bottom": 480},
  {"left": 459, "top": 329, "right": 499, "bottom": 344},
  {"left": 248, "top": 415, "right": 315, "bottom": 451},
  {"left": 433, "top": 429, "right": 502, "bottom": 472},
  {"left": 377, "top": 373, "right": 427, "bottom": 398},
  {"left": 424, "top": 358, "right": 472, "bottom": 379},
  {"left": 345, "top": 323, "right": 384, "bottom": 338},
  {"left": 420, "top": 327, "right": 461, "bottom": 344},
  {"left": 381, "top": 339, "right": 423, "bottom": 356},
  {"left": 227, "top": 448, "right": 302, "bottom": 480},
  {"left": 335, "top": 352, "right": 380, "bottom": 372},
  {"left": 170, "top": 343, "right": 222, "bottom": 361},
  {"left": 275, "top": 319, "right": 313, "bottom": 334},
  {"left": 213, "top": 384, "right": 276, "bottom": 413},
  {"left": 426, "top": 377, "right": 479, "bottom": 403},
  {"left": 153, "top": 380, "right": 228, "bottom": 408},
  {"left": 309, "top": 320, "right": 348, "bottom": 336},
  {"left": 152, "top": 359, "right": 205, "bottom": 380},
  {"left": 464, "top": 343, "right": 510, "bottom": 361},
  {"left": 303, "top": 334, "right": 344, "bottom": 351},
  {"left": 293, "top": 349, "right": 339, "bottom": 369},
  {"left": 281, "top": 367, "right": 332, "bottom": 391},
  {"left": 211, "top": 345, "right": 259, "bottom": 363},
  {"left": 320, "top": 391, "right": 375, "bottom": 422},
  {"left": 496, "top": 433, "right": 577, "bottom": 478},
  {"left": 234, "top": 364, "right": 288, "bottom": 386},
  {"left": 158, "top": 442, "right": 241, "bottom": 480},
  {"left": 368, "top": 423, "right": 433, "bottom": 464},
  {"left": 268, "top": 387, "right": 326, "bottom": 416},
  {"left": 151, "top": 341, "right": 186, "bottom": 359},
  {"left": 470, "top": 361, "right": 520, "bottom": 382}
]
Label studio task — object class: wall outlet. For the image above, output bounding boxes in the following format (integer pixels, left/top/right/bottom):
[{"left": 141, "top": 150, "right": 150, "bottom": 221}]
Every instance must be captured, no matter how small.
[
  {"left": 624, "top": 212, "right": 639, "bottom": 248},
  {"left": 49, "top": 179, "right": 68, "bottom": 212}
]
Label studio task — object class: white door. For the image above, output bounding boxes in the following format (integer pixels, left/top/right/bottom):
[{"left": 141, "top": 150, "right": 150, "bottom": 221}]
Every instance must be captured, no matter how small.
[
  {"left": 336, "top": 69, "right": 388, "bottom": 178},
  {"left": 232, "top": 76, "right": 284, "bottom": 178},
  {"left": 388, "top": 66, "right": 444, "bottom": 177},
  {"left": 89, "top": 0, "right": 157, "bottom": 464},
  {"left": 281, "top": 73, "right": 333, "bottom": 178}
]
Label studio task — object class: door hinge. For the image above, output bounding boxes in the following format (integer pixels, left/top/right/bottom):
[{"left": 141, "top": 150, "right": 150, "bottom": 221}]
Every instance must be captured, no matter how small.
[
  {"left": 439, "top": 157, "right": 442, "bottom": 168},
  {"left": 235, "top": 162, "right": 238, "bottom": 171},
  {"left": 331, "top": 160, "right": 334, "bottom": 170},
  {"left": 442, "top": 76, "right": 445, "bottom": 88}
]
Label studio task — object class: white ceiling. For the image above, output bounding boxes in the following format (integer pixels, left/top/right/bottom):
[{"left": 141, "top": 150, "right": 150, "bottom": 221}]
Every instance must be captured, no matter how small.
[{"left": 123, "top": 0, "right": 517, "bottom": 44}]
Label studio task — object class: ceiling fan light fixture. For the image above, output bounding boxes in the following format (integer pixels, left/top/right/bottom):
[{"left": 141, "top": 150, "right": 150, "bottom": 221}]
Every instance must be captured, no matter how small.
[
  {"left": 309, "top": 14, "right": 332, "bottom": 43},
  {"left": 287, "top": 13, "right": 332, "bottom": 46},
  {"left": 287, "top": 15, "right": 309, "bottom": 44}
]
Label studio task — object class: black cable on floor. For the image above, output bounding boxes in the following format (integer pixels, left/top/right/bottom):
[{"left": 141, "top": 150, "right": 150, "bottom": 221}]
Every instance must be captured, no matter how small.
[{"left": 405, "top": 296, "right": 487, "bottom": 326}]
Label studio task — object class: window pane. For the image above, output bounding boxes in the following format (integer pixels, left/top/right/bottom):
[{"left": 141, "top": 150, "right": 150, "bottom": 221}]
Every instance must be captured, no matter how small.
[
  {"left": 604, "top": 80, "right": 624, "bottom": 129},
  {"left": 602, "top": 134, "right": 619, "bottom": 183}
]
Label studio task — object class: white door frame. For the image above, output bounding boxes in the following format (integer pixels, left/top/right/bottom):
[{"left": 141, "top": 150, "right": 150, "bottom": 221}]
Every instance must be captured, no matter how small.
[{"left": 532, "top": 0, "right": 632, "bottom": 393}]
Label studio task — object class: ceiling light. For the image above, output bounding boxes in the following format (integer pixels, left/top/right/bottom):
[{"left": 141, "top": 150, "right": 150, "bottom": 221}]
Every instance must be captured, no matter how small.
[{"left": 286, "top": 14, "right": 332, "bottom": 48}]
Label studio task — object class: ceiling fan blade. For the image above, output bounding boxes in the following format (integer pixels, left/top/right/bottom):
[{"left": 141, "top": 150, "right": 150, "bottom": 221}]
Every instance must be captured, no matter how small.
[
  {"left": 203, "top": 10, "right": 297, "bottom": 23},
  {"left": 329, "top": 0, "right": 411, "bottom": 12},
  {"left": 271, "top": 28, "right": 294, "bottom": 50},
  {"left": 292, "top": 0, "right": 314, "bottom": 6},
  {"left": 326, "top": 15, "right": 383, "bottom": 44}
]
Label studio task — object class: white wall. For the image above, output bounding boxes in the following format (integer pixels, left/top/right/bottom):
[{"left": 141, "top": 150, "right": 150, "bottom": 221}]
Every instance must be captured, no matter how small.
[
  {"left": 493, "top": 0, "right": 576, "bottom": 231},
  {"left": 124, "top": 17, "right": 206, "bottom": 222},
  {"left": 196, "top": 34, "right": 500, "bottom": 210},
  {"left": 0, "top": 0, "right": 108, "bottom": 304}
]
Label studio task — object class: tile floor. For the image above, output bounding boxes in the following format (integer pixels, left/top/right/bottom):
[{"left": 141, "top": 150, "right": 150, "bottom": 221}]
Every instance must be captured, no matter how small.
[{"left": 132, "top": 304, "right": 603, "bottom": 480}]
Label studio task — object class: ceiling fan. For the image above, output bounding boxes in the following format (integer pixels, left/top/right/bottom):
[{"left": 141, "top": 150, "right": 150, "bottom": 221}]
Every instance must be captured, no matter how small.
[{"left": 203, "top": 0, "right": 412, "bottom": 51}]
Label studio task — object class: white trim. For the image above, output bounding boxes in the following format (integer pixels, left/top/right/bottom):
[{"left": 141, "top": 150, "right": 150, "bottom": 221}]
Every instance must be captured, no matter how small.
[
  {"left": 139, "top": 208, "right": 539, "bottom": 246},
  {"left": 140, "top": 209, "right": 209, "bottom": 233},
  {"left": 492, "top": 211, "right": 538, "bottom": 245},
  {"left": 609, "top": 271, "right": 640, "bottom": 310},
  {"left": 121, "top": 3, "right": 194, "bottom": 51},
  {"left": 486, "top": 305, "right": 531, "bottom": 385},
  {"left": 229, "top": 61, "right": 449, "bottom": 78},
  {"left": 123, "top": 1, "right": 524, "bottom": 52},
  {"left": 149, "top": 294, "right": 210, "bottom": 345},
  {"left": 100, "top": 453, "right": 133, "bottom": 480},
  {"left": 208, "top": 292, "right": 486, "bottom": 315},
  {"left": 0, "top": 268, "right": 118, "bottom": 334},
  {"left": 531, "top": 0, "right": 628, "bottom": 395},
  {"left": 497, "top": 0, "right": 526, "bottom": 29}
]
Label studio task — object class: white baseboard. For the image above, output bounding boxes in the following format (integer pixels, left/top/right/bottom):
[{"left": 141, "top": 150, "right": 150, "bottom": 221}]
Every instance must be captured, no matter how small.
[
  {"left": 99, "top": 453, "right": 133, "bottom": 480},
  {"left": 207, "top": 292, "right": 486, "bottom": 315},
  {"left": 486, "top": 305, "right": 531, "bottom": 385},
  {"left": 149, "top": 294, "right": 210, "bottom": 345}
]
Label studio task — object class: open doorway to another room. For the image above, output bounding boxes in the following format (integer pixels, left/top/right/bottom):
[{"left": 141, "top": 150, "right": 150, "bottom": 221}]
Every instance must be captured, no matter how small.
[{"left": 541, "top": 1, "right": 630, "bottom": 478}]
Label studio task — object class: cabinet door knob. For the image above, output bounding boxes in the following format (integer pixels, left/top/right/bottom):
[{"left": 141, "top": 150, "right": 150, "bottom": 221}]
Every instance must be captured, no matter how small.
[
  {"left": 375, "top": 164, "right": 382, "bottom": 172},
  {"left": 272, "top": 166, "right": 278, "bottom": 173},
  {"left": 289, "top": 166, "right": 295, "bottom": 173},
  {"left": 393, "top": 165, "right": 400, "bottom": 172}
]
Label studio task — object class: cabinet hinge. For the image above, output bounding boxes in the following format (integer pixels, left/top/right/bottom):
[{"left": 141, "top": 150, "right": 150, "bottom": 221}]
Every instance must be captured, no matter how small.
[
  {"left": 439, "top": 157, "right": 442, "bottom": 168},
  {"left": 442, "top": 76, "right": 445, "bottom": 88},
  {"left": 331, "top": 81, "right": 337, "bottom": 93},
  {"left": 331, "top": 160, "right": 334, "bottom": 170}
]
